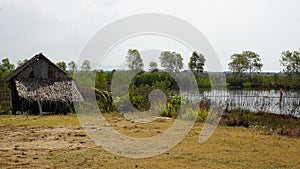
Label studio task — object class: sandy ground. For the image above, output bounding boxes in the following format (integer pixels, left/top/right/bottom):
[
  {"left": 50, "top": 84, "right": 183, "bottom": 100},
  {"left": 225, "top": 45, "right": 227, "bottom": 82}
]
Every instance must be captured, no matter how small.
[
  {"left": 0, "top": 115, "right": 299, "bottom": 169},
  {"left": 0, "top": 125, "right": 96, "bottom": 168}
]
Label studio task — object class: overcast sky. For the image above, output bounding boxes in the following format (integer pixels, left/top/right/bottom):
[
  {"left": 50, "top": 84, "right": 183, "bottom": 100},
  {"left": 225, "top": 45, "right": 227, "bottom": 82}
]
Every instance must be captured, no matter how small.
[{"left": 0, "top": 0, "right": 300, "bottom": 72}]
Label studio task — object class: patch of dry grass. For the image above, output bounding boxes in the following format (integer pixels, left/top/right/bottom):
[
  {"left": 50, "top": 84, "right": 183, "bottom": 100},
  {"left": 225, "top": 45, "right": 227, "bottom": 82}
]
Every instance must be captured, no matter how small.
[
  {"left": 0, "top": 115, "right": 299, "bottom": 168},
  {"left": 0, "top": 114, "right": 80, "bottom": 126},
  {"left": 41, "top": 124, "right": 300, "bottom": 168}
]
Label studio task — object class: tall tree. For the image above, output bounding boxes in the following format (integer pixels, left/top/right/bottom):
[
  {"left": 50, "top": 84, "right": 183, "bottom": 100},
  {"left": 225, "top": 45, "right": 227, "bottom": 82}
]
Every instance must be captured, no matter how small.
[
  {"left": 188, "top": 51, "right": 206, "bottom": 75},
  {"left": 1, "top": 58, "right": 15, "bottom": 72},
  {"left": 228, "top": 51, "right": 263, "bottom": 81},
  {"left": 159, "top": 51, "right": 183, "bottom": 73},
  {"left": 149, "top": 60, "right": 158, "bottom": 71},
  {"left": 280, "top": 49, "right": 300, "bottom": 77},
  {"left": 228, "top": 53, "right": 248, "bottom": 80},
  {"left": 17, "top": 58, "right": 29, "bottom": 67},
  {"left": 243, "top": 51, "right": 263, "bottom": 81},
  {"left": 56, "top": 61, "right": 67, "bottom": 71},
  {"left": 81, "top": 60, "right": 91, "bottom": 71},
  {"left": 126, "top": 49, "right": 144, "bottom": 71},
  {"left": 68, "top": 61, "right": 77, "bottom": 73}
]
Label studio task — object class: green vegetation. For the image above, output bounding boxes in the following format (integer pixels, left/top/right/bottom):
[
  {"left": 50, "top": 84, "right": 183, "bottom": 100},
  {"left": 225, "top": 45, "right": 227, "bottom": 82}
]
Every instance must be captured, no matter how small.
[
  {"left": 280, "top": 49, "right": 300, "bottom": 77},
  {"left": 221, "top": 109, "right": 300, "bottom": 137},
  {"left": 0, "top": 48, "right": 300, "bottom": 116},
  {"left": 56, "top": 61, "right": 67, "bottom": 71},
  {"left": 228, "top": 50, "right": 263, "bottom": 81},
  {"left": 188, "top": 51, "right": 206, "bottom": 75},
  {"left": 149, "top": 60, "right": 158, "bottom": 71},
  {"left": 126, "top": 49, "right": 144, "bottom": 71},
  {"left": 159, "top": 51, "right": 183, "bottom": 73},
  {"left": 80, "top": 60, "right": 91, "bottom": 71}
]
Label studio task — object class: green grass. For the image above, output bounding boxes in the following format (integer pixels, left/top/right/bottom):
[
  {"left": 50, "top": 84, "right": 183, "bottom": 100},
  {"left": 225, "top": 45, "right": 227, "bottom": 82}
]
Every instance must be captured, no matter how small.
[{"left": 221, "top": 109, "right": 300, "bottom": 137}]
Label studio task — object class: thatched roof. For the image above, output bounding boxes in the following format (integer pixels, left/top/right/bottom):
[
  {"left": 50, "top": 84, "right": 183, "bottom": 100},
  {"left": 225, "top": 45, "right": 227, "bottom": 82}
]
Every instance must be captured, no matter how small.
[
  {"left": 0, "top": 53, "right": 70, "bottom": 85},
  {"left": 0, "top": 53, "right": 84, "bottom": 103},
  {"left": 15, "top": 78, "right": 83, "bottom": 102}
]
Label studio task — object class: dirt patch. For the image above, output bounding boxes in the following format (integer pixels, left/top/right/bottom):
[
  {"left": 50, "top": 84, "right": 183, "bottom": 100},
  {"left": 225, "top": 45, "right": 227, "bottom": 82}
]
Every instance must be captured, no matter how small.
[
  {"left": 0, "top": 125, "right": 96, "bottom": 168},
  {"left": 0, "top": 115, "right": 299, "bottom": 168}
]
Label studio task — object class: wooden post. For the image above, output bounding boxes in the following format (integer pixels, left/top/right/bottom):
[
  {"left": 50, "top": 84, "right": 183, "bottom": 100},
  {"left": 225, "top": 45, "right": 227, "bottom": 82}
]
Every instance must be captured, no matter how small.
[
  {"left": 10, "top": 81, "right": 17, "bottom": 115},
  {"left": 37, "top": 99, "right": 43, "bottom": 115},
  {"left": 67, "top": 101, "right": 75, "bottom": 114}
]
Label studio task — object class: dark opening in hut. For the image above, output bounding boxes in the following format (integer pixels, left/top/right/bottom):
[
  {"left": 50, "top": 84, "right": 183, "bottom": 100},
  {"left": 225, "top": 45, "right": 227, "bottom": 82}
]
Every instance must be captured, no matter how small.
[{"left": 0, "top": 53, "right": 83, "bottom": 115}]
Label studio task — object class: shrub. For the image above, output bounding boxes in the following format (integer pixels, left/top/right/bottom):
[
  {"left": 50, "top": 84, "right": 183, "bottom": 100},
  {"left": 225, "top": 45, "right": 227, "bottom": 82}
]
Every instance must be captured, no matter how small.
[
  {"left": 242, "top": 82, "right": 251, "bottom": 88},
  {"left": 181, "top": 106, "right": 209, "bottom": 122},
  {"left": 161, "top": 95, "right": 182, "bottom": 118},
  {"left": 131, "top": 95, "right": 149, "bottom": 111}
]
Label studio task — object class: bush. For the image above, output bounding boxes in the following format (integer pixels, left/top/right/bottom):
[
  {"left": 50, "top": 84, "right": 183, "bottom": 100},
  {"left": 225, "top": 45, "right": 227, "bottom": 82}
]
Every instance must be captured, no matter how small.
[
  {"left": 181, "top": 107, "right": 208, "bottom": 122},
  {"left": 239, "top": 109, "right": 254, "bottom": 121},
  {"left": 242, "top": 82, "right": 251, "bottom": 88},
  {"left": 161, "top": 95, "right": 182, "bottom": 118},
  {"left": 131, "top": 95, "right": 149, "bottom": 111},
  {"left": 197, "top": 76, "right": 211, "bottom": 87},
  {"left": 223, "top": 108, "right": 253, "bottom": 127}
]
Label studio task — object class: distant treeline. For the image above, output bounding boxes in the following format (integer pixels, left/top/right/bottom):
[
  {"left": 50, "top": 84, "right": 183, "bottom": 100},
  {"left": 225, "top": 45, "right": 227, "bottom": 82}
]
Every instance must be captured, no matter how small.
[
  {"left": 0, "top": 48, "right": 299, "bottom": 89},
  {"left": 0, "top": 49, "right": 299, "bottom": 115}
]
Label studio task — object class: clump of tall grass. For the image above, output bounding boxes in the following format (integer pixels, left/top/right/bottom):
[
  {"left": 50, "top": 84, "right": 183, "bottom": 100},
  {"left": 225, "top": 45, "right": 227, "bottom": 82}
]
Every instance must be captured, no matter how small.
[{"left": 181, "top": 99, "right": 211, "bottom": 122}]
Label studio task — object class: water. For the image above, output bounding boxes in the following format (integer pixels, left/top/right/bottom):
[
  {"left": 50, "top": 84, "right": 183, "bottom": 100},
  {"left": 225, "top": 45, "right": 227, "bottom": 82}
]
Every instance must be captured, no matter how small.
[{"left": 183, "top": 89, "right": 300, "bottom": 118}]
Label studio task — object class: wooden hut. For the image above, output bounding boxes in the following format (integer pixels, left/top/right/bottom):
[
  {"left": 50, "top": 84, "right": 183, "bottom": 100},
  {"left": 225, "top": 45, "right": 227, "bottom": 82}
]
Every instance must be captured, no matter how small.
[{"left": 0, "top": 53, "right": 83, "bottom": 115}]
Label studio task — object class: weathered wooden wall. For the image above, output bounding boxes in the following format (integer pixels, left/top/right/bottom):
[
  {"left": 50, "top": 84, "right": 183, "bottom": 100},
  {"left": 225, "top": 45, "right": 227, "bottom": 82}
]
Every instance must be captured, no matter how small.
[{"left": 17, "top": 58, "right": 68, "bottom": 80}]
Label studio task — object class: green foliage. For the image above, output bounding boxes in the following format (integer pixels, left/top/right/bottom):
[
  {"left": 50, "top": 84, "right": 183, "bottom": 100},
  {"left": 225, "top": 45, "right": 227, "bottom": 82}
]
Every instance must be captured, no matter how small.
[
  {"left": 239, "top": 109, "right": 254, "bottom": 121},
  {"left": 113, "top": 95, "right": 133, "bottom": 112},
  {"left": 197, "top": 76, "right": 211, "bottom": 87},
  {"left": 188, "top": 51, "right": 206, "bottom": 74},
  {"left": 68, "top": 61, "right": 77, "bottom": 73},
  {"left": 244, "top": 51, "right": 263, "bottom": 80},
  {"left": 95, "top": 88, "right": 114, "bottom": 113},
  {"left": 130, "top": 95, "right": 149, "bottom": 111},
  {"left": 56, "top": 61, "right": 67, "bottom": 71},
  {"left": 196, "top": 110, "right": 209, "bottom": 122},
  {"left": 17, "top": 58, "right": 29, "bottom": 67},
  {"left": 133, "top": 72, "right": 175, "bottom": 95},
  {"left": 225, "top": 109, "right": 253, "bottom": 127},
  {"left": 149, "top": 60, "right": 158, "bottom": 71},
  {"left": 228, "top": 53, "right": 248, "bottom": 79},
  {"left": 72, "top": 70, "right": 95, "bottom": 88},
  {"left": 280, "top": 49, "right": 300, "bottom": 78},
  {"left": 225, "top": 73, "right": 300, "bottom": 89},
  {"left": 242, "top": 82, "right": 251, "bottom": 88},
  {"left": 126, "top": 49, "right": 144, "bottom": 71},
  {"left": 161, "top": 96, "right": 182, "bottom": 118},
  {"left": 95, "top": 70, "right": 108, "bottom": 90},
  {"left": 182, "top": 108, "right": 208, "bottom": 122},
  {"left": 0, "top": 68, "right": 9, "bottom": 80},
  {"left": 159, "top": 51, "right": 183, "bottom": 73},
  {"left": 81, "top": 60, "right": 91, "bottom": 71},
  {"left": 0, "top": 58, "right": 14, "bottom": 72},
  {"left": 228, "top": 51, "right": 263, "bottom": 81}
]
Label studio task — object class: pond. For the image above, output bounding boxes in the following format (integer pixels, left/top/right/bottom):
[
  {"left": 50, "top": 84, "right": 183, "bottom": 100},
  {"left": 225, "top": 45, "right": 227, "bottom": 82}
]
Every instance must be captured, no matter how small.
[{"left": 184, "top": 89, "right": 300, "bottom": 118}]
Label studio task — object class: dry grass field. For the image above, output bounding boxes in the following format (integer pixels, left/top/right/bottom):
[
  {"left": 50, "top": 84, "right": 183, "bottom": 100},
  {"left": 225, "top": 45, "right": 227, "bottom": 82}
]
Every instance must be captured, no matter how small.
[{"left": 0, "top": 114, "right": 299, "bottom": 169}]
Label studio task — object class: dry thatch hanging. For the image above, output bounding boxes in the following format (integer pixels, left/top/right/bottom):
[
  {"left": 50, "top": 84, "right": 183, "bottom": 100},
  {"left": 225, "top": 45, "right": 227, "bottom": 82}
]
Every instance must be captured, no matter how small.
[
  {"left": 14, "top": 78, "right": 83, "bottom": 103},
  {"left": 0, "top": 53, "right": 84, "bottom": 114}
]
